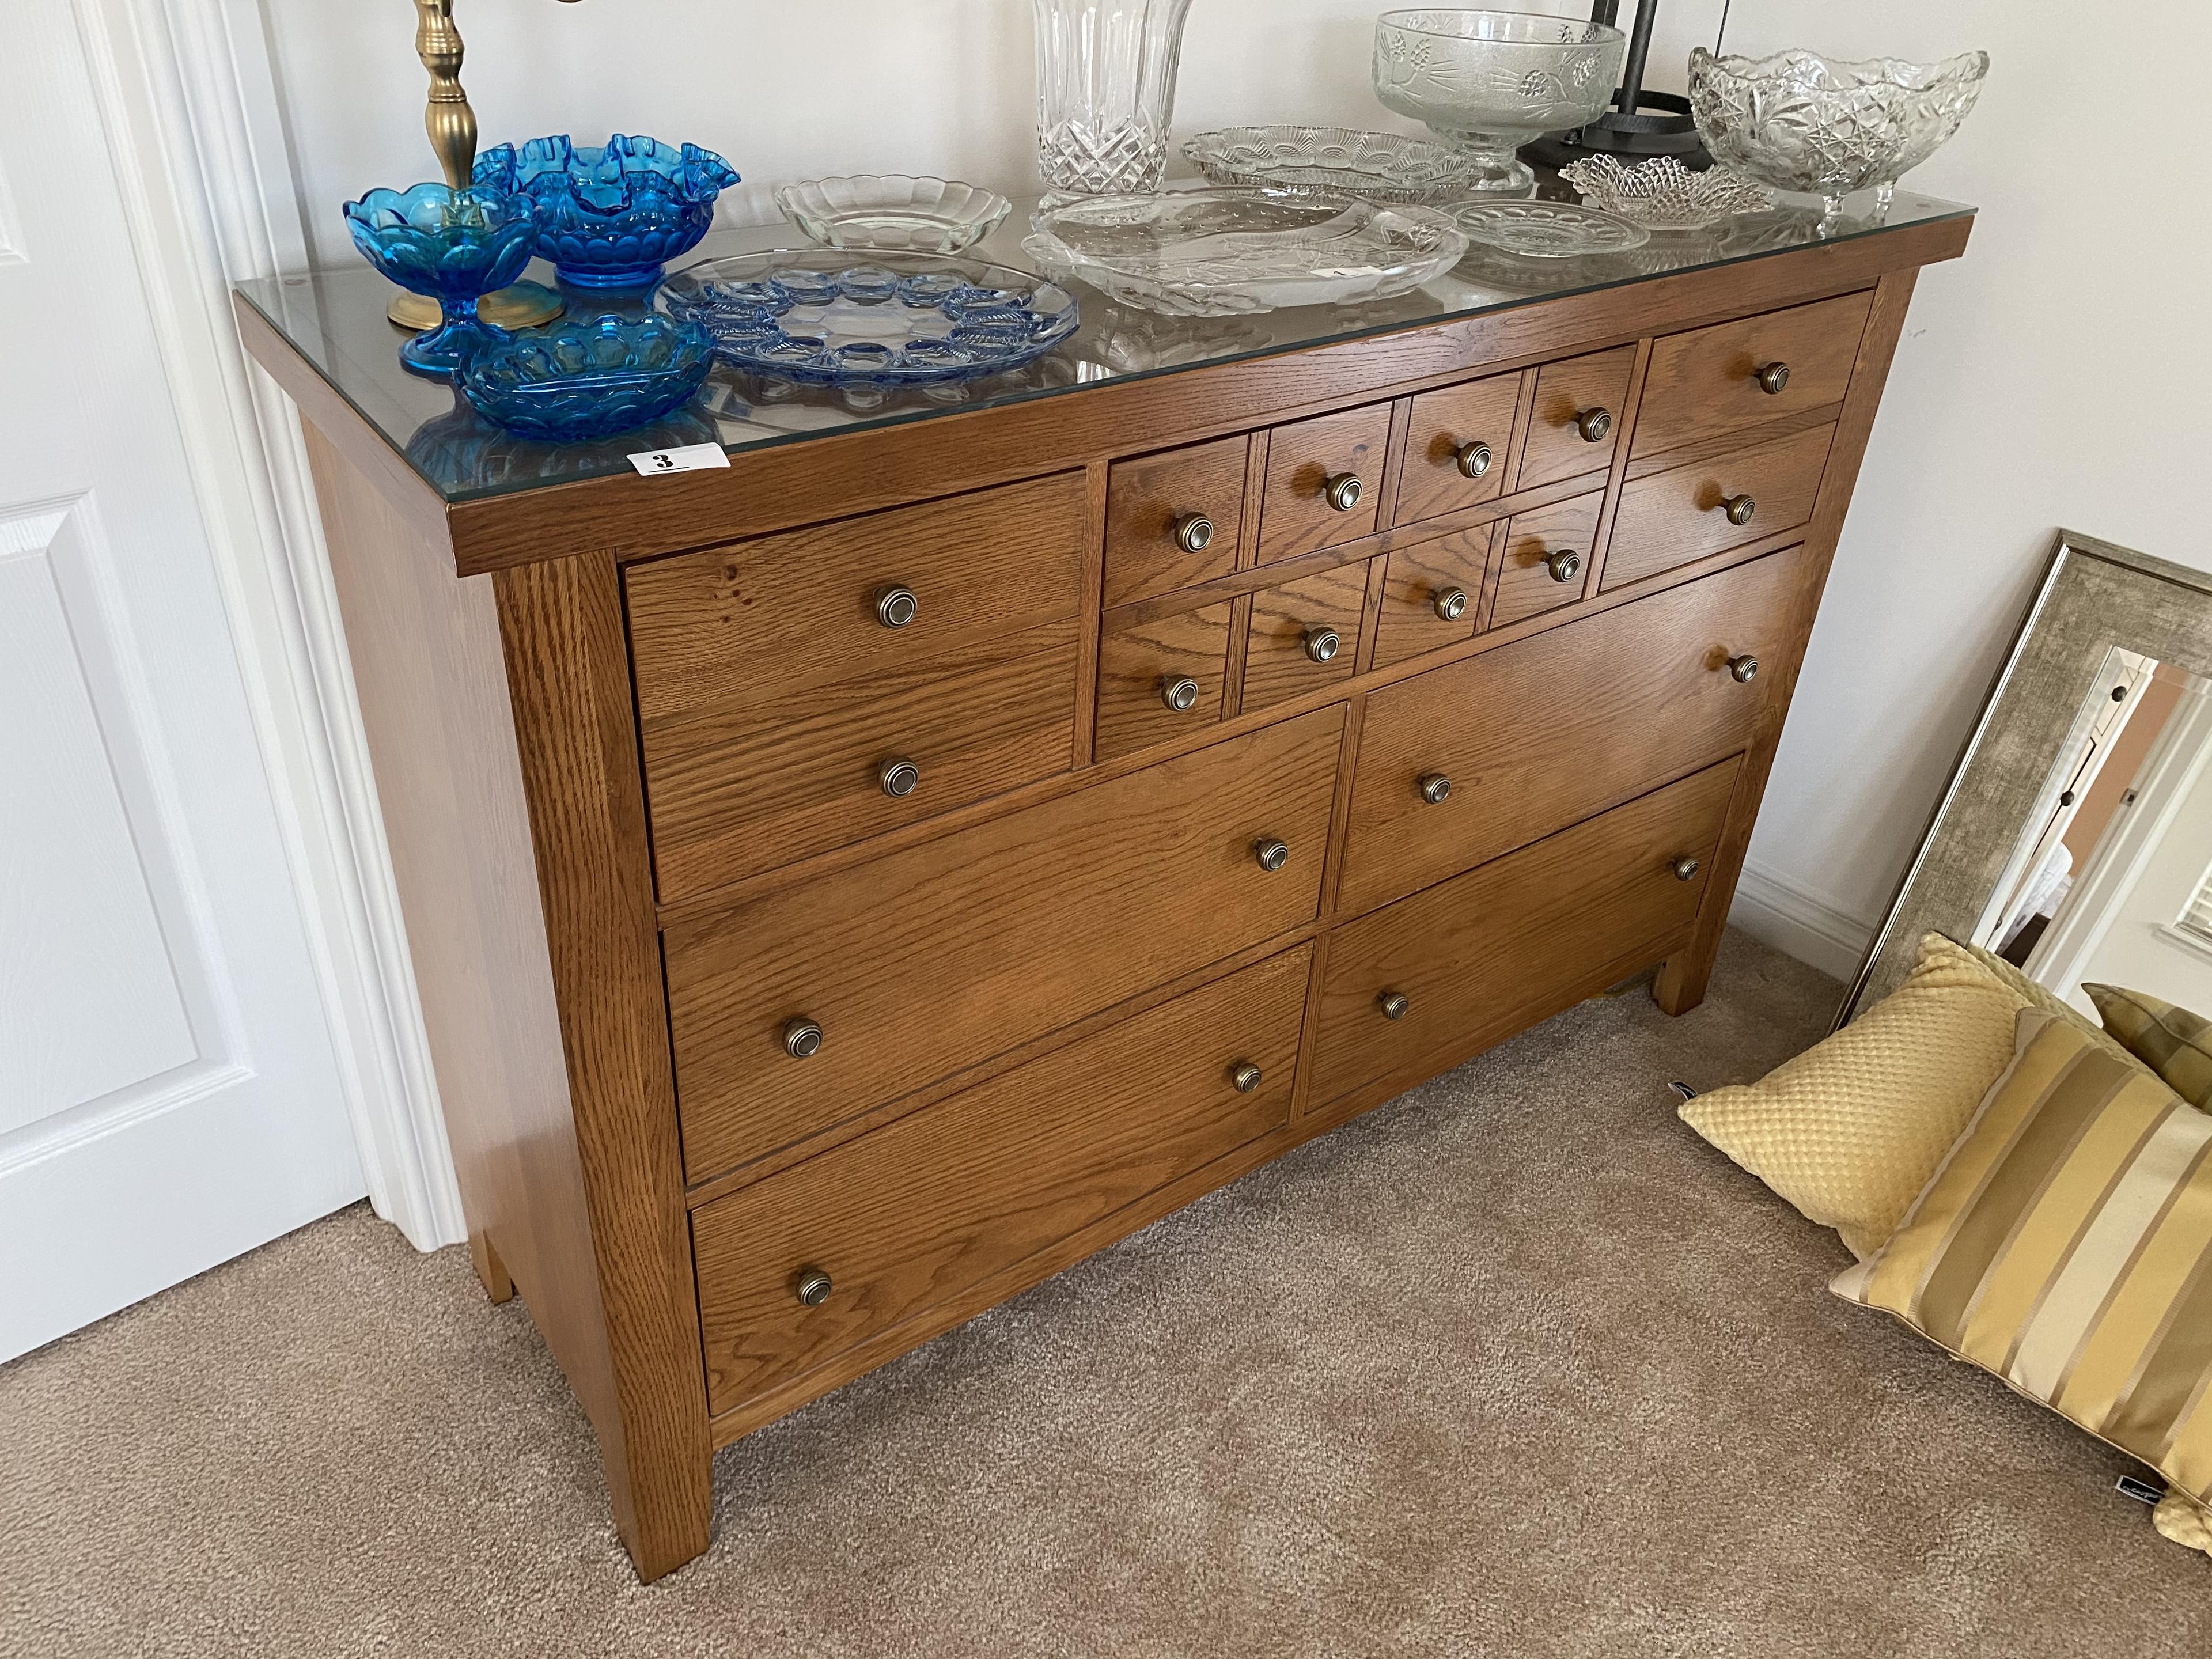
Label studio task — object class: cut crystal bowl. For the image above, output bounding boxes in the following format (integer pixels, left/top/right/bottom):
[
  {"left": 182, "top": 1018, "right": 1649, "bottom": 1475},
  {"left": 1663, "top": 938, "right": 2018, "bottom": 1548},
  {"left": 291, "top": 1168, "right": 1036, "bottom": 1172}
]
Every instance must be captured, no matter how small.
[
  {"left": 774, "top": 176, "right": 1014, "bottom": 255},
  {"left": 1557, "top": 154, "right": 1771, "bottom": 233},
  {"left": 1687, "top": 47, "right": 1988, "bottom": 225},
  {"left": 474, "top": 134, "right": 740, "bottom": 290},
  {"left": 342, "top": 182, "right": 539, "bottom": 378},
  {"left": 1372, "top": 10, "right": 1627, "bottom": 195},
  {"left": 1181, "top": 126, "right": 1483, "bottom": 204},
  {"left": 460, "top": 312, "right": 714, "bottom": 442}
]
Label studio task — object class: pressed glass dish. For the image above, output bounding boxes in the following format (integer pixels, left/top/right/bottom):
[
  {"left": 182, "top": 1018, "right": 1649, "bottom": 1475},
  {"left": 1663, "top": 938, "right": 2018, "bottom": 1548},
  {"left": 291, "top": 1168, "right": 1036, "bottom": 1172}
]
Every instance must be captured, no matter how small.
[
  {"left": 774, "top": 176, "right": 1014, "bottom": 254},
  {"left": 1557, "top": 154, "right": 1772, "bottom": 233},
  {"left": 1687, "top": 47, "right": 1988, "bottom": 226},
  {"left": 1372, "top": 10, "right": 1627, "bottom": 196},
  {"left": 459, "top": 313, "right": 714, "bottom": 442},
  {"left": 342, "top": 183, "right": 540, "bottom": 378},
  {"left": 1452, "top": 199, "right": 1651, "bottom": 257},
  {"left": 1180, "top": 126, "right": 1483, "bottom": 204},
  {"left": 474, "top": 134, "right": 740, "bottom": 289}
]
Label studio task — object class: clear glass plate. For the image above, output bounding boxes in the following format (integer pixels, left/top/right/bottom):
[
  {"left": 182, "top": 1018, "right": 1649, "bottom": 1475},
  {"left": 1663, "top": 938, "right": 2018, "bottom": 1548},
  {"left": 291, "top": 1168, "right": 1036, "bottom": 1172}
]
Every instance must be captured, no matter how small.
[
  {"left": 1024, "top": 187, "right": 1468, "bottom": 317},
  {"left": 1180, "top": 126, "right": 1483, "bottom": 204},
  {"left": 773, "top": 176, "right": 1014, "bottom": 255},
  {"left": 1452, "top": 199, "right": 1652, "bottom": 258}
]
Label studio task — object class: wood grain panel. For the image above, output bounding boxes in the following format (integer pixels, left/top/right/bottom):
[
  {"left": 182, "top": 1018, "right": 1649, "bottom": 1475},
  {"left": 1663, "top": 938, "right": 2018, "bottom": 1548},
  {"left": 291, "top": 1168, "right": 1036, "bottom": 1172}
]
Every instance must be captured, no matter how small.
[
  {"left": 1518, "top": 346, "right": 1635, "bottom": 490},
  {"left": 1103, "top": 435, "right": 1249, "bottom": 607},
  {"left": 1240, "top": 562, "right": 1370, "bottom": 714},
  {"left": 664, "top": 706, "right": 1346, "bottom": 1180},
  {"left": 1337, "top": 544, "right": 1808, "bottom": 917},
  {"left": 1633, "top": 290, "right": 1874, "bottom": 459},
  {"left": 1395, "top": 370, "right": 1525, "bottom": 526},
  {"left": 1490, "top": 492, "right": 1603, "bottom": 630},
  {"left": 1371, "top": 524, "right": 1492, "bottom": 672},
  {"left": 693, "top": 948, "right": 1309, "bottom": 1415},
  {"left": 1604, "top": 422, "right": 1836, "bottom": 593},
  {"left": 1312, "top": 759, "right": 1740, "bottom": 1108},
  {"left": 1256, "top": 402, "right": 1393, "bottom": 563},
  {"left": 1094, "top": 601, "right": 1234, "bottom": 762}
]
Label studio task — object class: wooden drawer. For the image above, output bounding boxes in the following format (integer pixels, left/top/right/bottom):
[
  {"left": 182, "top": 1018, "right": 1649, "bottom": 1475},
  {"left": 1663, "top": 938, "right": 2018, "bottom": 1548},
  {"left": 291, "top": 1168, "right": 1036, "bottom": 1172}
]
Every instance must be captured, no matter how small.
[
  {"left": 1104, "top": 436, "right": 1248, "bottom": 609},
  {"left": 1395, "top": 371, "right": 1523, "bottom": 526},
  {"left": 1241, "top": 563, "right": 1369, "bottom": 714},
  {"left": 1312, "top": 759, "right": 1740, "bottom": 1109},
  {"left": 1336, "top": 544, "right": 1806, "bottom": 917},
  {"left": 1633, "top": 291, "right": 1873, "bottom": 459},
  {"left": 1489, "top": 492, "right": 1600, "bottom": 631},
  {"left": 1604, "top": 423, "right": 1835, "bottom": 593},
  {"left": 1094, "top": 601, "right": 1234, "bottom": 762},
  {"left": 692, "top": 946, "right": 1311, "bottom": 1417},
  {"left": 1372, "top": 525, "right": 1491, "bottom": 671},
  {"left": 665, "top": 706, "right": 1346, "bottom": 1179},
  {"left": 1517, "top": 346, "right": 1634, "bottom": 491},
  {"left": 1257, "top": 403, "right": 1392, "bottom": 563}
]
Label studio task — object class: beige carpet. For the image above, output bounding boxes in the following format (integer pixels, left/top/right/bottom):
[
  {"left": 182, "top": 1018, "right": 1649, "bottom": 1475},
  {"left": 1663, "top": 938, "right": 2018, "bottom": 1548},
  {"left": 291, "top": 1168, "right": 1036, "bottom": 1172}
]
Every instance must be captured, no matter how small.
[{"left": 3, "top": 932, "right": 2204, "bottom": 1658}]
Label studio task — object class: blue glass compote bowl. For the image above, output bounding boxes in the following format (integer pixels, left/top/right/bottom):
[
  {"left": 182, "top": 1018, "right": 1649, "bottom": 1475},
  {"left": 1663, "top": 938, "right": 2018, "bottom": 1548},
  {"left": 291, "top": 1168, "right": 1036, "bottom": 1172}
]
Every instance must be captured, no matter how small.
[
  {"left": 474, "top": 134, "right": 740, "bottom": 291},
  {"left": 343, "top": 183, "right": 540, "bottom": 378}
]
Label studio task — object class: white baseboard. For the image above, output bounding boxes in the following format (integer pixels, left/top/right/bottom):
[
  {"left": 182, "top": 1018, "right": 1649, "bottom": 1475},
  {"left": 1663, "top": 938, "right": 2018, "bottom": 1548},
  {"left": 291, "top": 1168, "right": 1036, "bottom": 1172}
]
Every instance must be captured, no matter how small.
[{"left": 1728, "top": 860, "right": 1878, "bottom": 983}]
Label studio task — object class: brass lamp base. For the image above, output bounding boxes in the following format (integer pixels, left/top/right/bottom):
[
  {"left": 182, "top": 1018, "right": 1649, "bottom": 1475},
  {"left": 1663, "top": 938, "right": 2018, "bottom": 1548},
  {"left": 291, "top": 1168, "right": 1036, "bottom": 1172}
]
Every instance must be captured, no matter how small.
[{"left": 388, "top": 280, "right": 566, "bottom": 332}]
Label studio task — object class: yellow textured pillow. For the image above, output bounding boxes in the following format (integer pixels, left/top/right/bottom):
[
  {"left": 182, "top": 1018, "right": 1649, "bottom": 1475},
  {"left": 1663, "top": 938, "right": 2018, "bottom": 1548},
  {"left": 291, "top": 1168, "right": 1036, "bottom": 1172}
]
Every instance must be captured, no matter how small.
[
  {"left": 2084, "top": 983, "right": 2212, "bottom": 1108},
  {"left": 1834, "top": 1010, "right": 2212, "bottom": 1511}
]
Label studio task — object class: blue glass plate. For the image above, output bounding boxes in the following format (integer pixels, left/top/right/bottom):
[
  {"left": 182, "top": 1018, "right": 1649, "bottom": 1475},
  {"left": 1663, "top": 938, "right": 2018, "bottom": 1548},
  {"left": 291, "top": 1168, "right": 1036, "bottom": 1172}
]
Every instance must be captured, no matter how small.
[
  {"left": 657, "top": 251, "right": 1080, "bottom": 392},
  {"left": 460, "top": 313, "right": 714, "bottom": 443}
]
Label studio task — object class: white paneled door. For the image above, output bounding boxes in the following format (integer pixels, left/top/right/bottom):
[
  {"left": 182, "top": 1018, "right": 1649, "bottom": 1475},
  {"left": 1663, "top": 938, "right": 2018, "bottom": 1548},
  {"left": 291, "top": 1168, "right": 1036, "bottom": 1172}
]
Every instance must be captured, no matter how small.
[{"left": 0, "top": 7, "right": 365, "bottom": 1358}]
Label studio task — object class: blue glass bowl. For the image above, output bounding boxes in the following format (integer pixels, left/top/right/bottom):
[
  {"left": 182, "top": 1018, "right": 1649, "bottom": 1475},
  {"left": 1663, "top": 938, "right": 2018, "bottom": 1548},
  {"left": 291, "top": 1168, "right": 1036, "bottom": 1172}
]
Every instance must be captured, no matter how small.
[
  {"left": 460, "top": 313, "right": 715, "bottom": 442},
  {"left": 474, "top": 135, "right": 740, "bottom": 290},
  {"left": 343, "top": 183, "right": 539, "bottom": 378}
]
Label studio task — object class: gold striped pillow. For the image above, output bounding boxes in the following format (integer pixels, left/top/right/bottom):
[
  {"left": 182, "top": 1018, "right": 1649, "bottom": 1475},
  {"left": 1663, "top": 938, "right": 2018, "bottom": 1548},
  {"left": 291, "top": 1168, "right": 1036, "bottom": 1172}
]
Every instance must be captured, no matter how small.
[
  {"left": 2084, "top": 983, "right": 2212, "bottom": 1108},
  {"left": 1833, "top": 1009, "right": 2212, "bottom": 1506}
]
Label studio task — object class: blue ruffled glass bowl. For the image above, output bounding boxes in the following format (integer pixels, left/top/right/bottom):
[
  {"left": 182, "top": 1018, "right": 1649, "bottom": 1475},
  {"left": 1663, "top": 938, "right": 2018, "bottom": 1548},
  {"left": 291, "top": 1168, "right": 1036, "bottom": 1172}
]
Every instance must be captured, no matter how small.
[
  {"left": 343, "top": 183, "right": 539, "bottom": 377},
  {"left": 460, "top": 312, "right": 715, "bottom": 442},
  {"left": 474, "top": 134, "right": 740, "bottom": 290}
]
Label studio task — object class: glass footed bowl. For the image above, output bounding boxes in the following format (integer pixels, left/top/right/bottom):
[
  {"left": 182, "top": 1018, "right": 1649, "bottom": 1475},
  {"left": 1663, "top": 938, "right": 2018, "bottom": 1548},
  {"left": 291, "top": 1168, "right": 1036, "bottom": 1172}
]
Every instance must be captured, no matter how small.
[
  {"left": 1557, "top": 154, "right": 1771, "bottom": 233},
  {"left": 474, "top": 134, "right": 740, "bottom": 290},
  {"left": 1372, "top": 10, "right": 1627, "bottom": 196},
  {"left": 774, "top": 176, "right": 1014, "bottom": 255},
  {"left": 459, "top": 312, "right": 714, "bottom": 442},
  {"left": 342, "top": 182, "right": 539, "bottom": 378},
  {"left": 1180, "top": 126, "right": 1483, "bottom": 204},
  {"left": 1687, "top": 47, "right": 1988, "bottom": 226}
]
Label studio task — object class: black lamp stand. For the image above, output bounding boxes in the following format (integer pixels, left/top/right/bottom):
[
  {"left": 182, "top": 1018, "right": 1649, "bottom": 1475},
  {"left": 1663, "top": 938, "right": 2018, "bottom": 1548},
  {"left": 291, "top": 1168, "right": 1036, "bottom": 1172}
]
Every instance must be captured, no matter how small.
[{"left": 1519, "top": 0, "right": 1714, "bottom": 173}]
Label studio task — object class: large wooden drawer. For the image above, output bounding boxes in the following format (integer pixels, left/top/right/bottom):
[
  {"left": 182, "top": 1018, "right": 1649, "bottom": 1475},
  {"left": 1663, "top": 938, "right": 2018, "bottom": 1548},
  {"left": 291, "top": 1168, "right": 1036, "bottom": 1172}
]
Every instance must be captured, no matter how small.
[
  {"left": 1335, "top": 544, "right": 1807, "bottom": 917},
  {"left": 1312, "top": 759, "right": 1740, "bottom": 1109},
  {"left": 664, "top": 704, "right": 1346, "bottom": 1180},
  {"left": 692, "top": 946, "right": 1311, "bottom": 1418},
  {"left": 1603, "top": 423, "right": 1834, "bottom": 593},
  {"left": 1633, "top": 291, "right": 1873, "bottom": 459}
]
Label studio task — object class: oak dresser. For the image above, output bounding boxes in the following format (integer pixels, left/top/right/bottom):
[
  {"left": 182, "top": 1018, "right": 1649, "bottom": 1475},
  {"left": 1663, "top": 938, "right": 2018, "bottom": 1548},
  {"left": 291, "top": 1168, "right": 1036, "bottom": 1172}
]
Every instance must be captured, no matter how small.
[{"left": 238, "top": 190, "right": 1974, "bottom": 1581}]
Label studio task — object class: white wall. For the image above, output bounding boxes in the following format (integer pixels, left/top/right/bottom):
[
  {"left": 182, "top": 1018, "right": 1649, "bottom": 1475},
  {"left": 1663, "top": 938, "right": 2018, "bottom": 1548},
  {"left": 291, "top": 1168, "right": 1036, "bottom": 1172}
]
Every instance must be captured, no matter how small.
[{"left": 260, "top": 0, "right": 2212, "bottom": 983}]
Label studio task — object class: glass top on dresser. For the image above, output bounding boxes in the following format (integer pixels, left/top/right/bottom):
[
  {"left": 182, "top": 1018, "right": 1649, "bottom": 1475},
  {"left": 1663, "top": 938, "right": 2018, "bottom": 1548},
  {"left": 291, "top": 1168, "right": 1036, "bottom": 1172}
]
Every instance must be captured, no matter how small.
[{"left": 236, "top": 186, "right": 1971, "bottom": 505}]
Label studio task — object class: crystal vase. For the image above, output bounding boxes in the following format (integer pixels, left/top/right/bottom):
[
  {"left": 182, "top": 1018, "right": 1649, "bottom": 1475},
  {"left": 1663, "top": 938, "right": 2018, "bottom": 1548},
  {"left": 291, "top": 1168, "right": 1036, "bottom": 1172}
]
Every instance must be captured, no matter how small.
[{"left": 1031, "top": 0, "right": 1195, "bottom": 199}]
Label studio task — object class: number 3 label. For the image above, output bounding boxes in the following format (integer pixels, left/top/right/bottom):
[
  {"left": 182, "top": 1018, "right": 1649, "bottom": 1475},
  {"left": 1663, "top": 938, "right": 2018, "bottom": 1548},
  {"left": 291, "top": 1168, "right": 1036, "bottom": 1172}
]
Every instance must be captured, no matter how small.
[{"left": 627, "top": 442, "right": 730, "bottom": 477}]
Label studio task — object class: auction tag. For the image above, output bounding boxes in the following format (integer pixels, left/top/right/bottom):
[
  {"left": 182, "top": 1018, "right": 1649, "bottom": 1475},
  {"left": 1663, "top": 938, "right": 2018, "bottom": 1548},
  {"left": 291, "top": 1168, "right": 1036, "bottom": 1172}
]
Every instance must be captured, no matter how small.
[{"left": 627, "top": 442, "right": 730, "bottom": 477}]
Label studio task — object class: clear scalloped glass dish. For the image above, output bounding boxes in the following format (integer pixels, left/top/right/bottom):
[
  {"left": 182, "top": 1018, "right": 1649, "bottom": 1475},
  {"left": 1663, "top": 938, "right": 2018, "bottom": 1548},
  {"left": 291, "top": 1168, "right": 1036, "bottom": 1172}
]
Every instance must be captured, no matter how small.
[
  {"left": 1557, "top": 155, "right": 1772, "bottom": 233},
  {"left": 1452, "top": 199, "right": 1651, "bottom": 258},
  {"left": 1023, "top": 188, "right": 1467, "bottom": 317},
  {"left": 1180, "top": 126, "right": 1481, "bottom": 204},
  {"left": 657, "top": 251, "right": 1080, "bottom": 398},
  {"left": 774, "top": 176, "right": 1015, "bottom": 255}
]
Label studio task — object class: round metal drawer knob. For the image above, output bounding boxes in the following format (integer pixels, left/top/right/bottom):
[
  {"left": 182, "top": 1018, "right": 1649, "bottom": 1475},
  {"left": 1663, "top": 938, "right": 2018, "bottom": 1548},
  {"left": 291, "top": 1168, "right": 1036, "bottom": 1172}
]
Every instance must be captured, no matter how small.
[
  {"left": 1722, "top": 493, "right": 1758, "bottom": 527},
  {"left": 1324, "top": 472, "right": 1364, "bottom": 513},
  {"left": 1574, "top": 407, "right": 1613, "bottom": 444},
  {"left": 1253, "top": 837, "right": 1291, "bottom": 873},
  {"left": 1230, "top": 1062, "right": 1264, "bottom": 1094},
  {"left": 1378, "top": 990, "right": 1411, "bottom": 1022},
  {"left": 879, "top": 758, "right": 921, "bottom": 798},
  {"left": 783, "top": 1018, "right": 824, "bottom": 1060},
  {"left": 1754, "top": 361, "right": 1792, "bottom": 396},
  {"left": 1541, "top": 548, "right": 1583, "bottom": 585},
  {"left": 1419, "top": 773, "right": 1453, "bottom": 806},
  {"left": 1304, "top": 626, "right": 1342, "bottom": 665},
  {"left": 1173, "top": 513, "right": 1215, "bottom": 555},
  {"left": 1455, "top": 440, "right": 1494, "bottom": 480},
  {"left": 1433, "top": 588, "right": 1468, "bottom": 623},
  {"left": 1672, "top": 856, "right": 1702, "bottom": 882},
  {"left": 874, "top": 585, "right": 919, "bottom": 630},
  {"left": 1161, "top": 675, "right": 1202, "bottom": 713},
  {"left": 795, "top": 1268, "right": 833, "bottom": 1307},
  {"left": 1726, "top": 653, "right": 1760, "bottom": 684}
]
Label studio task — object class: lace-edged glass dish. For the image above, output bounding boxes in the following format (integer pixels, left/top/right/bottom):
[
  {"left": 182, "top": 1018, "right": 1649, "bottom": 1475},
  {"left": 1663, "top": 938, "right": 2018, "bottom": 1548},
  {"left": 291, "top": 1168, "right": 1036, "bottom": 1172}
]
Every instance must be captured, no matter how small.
[
  {"left": 1450, "top": 199, "right": 1651, "bottom": 259},
  {"left": 1180, "top": 126, "right": 1482, "bottom": 204},
  {"left": 774, "top": 176, "right": 1015, "bottom": 255},
  {"left": 657, "top": 251, "right": 1080, "bottom": 398},
  {"left": 459, "top": 312, "right": 715, "bottom": 442},
  {"left": 1023, "top": 187, "right": 1468, "bottom": 317},
  {"left": 1557, "top": 156, "right": 1773, "bottom": 234}
]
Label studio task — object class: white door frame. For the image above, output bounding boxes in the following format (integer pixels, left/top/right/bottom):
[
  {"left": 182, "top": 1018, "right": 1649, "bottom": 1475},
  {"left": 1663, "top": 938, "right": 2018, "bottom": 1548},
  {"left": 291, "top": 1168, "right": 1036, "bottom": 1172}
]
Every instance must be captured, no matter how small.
[{"left": 66, "top": 0, "right": 465, "bottom": 1249}]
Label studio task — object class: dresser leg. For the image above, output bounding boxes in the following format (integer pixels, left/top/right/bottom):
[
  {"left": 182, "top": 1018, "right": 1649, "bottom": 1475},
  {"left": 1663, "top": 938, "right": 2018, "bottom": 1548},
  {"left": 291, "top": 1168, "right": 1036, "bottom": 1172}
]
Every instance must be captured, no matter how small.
[
  {"left": 1653, "top": 952, "right": 1710, "bottom": 1017},
  {"left": 604, "top": 1442, "right": 715, "bottom": 1583},
  {"left": 470, "top": 1229, "right": 515, "bottom": 1305}
]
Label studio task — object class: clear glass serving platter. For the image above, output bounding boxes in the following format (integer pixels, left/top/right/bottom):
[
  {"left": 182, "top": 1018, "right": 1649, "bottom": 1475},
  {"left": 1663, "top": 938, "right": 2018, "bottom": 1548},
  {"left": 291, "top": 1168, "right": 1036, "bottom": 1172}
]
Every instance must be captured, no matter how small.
[
  {"left": 1180, "top": 126, "right": 1483, "bottom": 204},
  {"left": 1024, "top": 187, "right": 1468, "bottom": 317}
]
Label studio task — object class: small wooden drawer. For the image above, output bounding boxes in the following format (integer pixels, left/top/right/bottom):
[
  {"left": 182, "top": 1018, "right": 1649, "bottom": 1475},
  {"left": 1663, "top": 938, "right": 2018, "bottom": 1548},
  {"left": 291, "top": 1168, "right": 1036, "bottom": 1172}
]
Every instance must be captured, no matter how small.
[
  {"left": 1335, "top": 544, "right": 1805, "bottom": 918},
  {"left": 1633, "top": 290, "right": 1873, "bottom": 459},
  {"left": 1517, "top": 346, "right": 1635, "bottom": 491},
  {"left": 1094, "top": 601, "right": 1235, "bottom": 763},
  {"left": 1395, "top": 371, "right": 1524, "bottom": 527},
  {"left": 1489, "top": 492, "right": 1601, "bottom": 631},
  {"left": 1604, "top": 423, "right": 1835, "bottom": 593},
  {"left": 692, "top": 946, "right": 1310, "bottom": 1418},
  {"left": 664, "top": 704, "right": 1346, "bottom": 1180},
  {"left": 1256, "top": 403, "right": 1392, "bottom": 564},
  {"left": 1371, "top": 525, "right": 1492, "bottom": 671},
  {"left": 1311, "top": 759, "right": 1739, "bottom": 1109},
  {"left": 1103, "top": 436, "right": 1249, "bottom": 609},
  {"left": 1240, "top": 563, "right": 1369, "bottom": 714}
]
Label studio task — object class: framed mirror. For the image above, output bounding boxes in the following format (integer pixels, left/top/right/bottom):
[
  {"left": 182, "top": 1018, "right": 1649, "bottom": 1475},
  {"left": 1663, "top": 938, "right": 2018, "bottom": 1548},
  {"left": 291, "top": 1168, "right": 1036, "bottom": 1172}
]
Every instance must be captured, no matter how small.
[{"left": 1842, "top": 532, "right": 2212, "bottom": 1028}]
